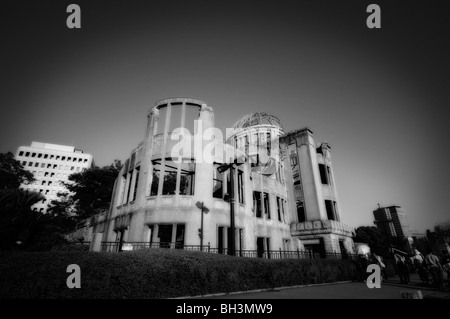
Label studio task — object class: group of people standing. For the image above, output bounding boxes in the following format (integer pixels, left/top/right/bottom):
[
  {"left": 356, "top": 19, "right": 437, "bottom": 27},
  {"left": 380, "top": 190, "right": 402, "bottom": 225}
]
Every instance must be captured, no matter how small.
[
  {"left": 395, "top": 249, "right": 450, "bottom": 291},
  {"left": 360, "top": 248, "right": 450, "bottom": 291}
]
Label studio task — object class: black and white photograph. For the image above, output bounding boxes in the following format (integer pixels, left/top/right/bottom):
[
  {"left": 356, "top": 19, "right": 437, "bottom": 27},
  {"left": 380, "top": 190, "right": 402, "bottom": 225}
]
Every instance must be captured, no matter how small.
[{"left": 1, "top": 0, "right": 449, "bottom": 309}]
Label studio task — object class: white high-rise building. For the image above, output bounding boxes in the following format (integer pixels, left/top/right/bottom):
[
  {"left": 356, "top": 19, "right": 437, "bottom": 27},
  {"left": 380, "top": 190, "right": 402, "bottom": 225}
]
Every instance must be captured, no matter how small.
[{"left": 14, "top": 141, "right": 94, "bottom": 213}]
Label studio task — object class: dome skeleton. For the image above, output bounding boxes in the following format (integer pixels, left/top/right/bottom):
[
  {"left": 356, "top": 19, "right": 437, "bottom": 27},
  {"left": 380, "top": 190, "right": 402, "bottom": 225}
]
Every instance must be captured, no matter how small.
[{"left": 231, "top": 112, "right": 284, "bottom": 131}]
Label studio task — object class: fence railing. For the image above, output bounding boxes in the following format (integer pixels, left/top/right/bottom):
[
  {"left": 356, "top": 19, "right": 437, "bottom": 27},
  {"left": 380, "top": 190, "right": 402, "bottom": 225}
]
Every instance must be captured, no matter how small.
[{"left": 100, "top": 241, "right": 359, "bottom": 260}]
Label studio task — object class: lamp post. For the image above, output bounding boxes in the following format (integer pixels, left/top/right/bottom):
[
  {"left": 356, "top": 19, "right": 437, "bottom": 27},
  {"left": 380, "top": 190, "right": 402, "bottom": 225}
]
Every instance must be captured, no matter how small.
[
  {"left": 195, "top": 201, "right": 209, "bottom": 251},
  {"left": 217, "top": 158, "right": 243, "bottom": 256}
]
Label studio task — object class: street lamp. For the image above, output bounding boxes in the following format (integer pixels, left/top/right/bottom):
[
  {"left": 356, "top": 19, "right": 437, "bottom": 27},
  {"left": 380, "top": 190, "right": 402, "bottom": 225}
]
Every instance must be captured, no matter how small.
[
  {"left": 195, "top": 201, "right": 209, "bottom": 251},
  {"left": 217, "top": 156, "right": 245, "bottom": 256}
]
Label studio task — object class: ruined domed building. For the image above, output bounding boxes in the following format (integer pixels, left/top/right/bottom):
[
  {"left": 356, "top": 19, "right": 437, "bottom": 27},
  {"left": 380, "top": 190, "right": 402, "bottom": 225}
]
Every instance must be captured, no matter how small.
[{"left": 83, "top": 98, "right": 355, "bottom": 257}]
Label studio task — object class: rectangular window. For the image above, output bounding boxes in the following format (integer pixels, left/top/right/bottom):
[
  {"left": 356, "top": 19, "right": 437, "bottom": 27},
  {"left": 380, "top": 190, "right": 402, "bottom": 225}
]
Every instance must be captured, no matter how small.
[
  {"left": 62, "top": 156, "right": 66, "bottom": 161},
  {"left": 44, "top": 154, "right": 48, "bottom": 159},
  {"left": 175, "top": 224, "right": 185, "bottom": 249},
  {"left": 257, "top": 237, "right": 265, "bottom": 258},
  {"left": 25, "top": 152, "right": 30, "bottom": 156},
  {"left": 32, "top": 153, "right": 36, "bottom": 157},
  {"left": 38, "top": 153, "right": 42, "bottom": 158},
  {"left": 162, "top": 161, "right": 177, "bottom": 195},
  {"left": 41, "top": 163, "right": 45, "bottom": 168},
  {"left": 213, "top": 163, "right": 224, "bottom": 199},
  {"left": 132, "top": 166, "right": 140, "bottom": 201},
  {"left": 277, "top": 197, "right": 282, "bottom": 221},
  {"left": 28, "top": 162, "right": 33, "bottom": 166},
  {"left": 253, "top": 191, "right": 262, "bottom": 218},
  {"left": 56, "top": 156, "right": 60, "bottom": 160},
  {"left": 34, "top": 162, "right": 39, "bottom": 167},
  {"left": 326, "top": 166, "right": 333, "bottom": 185},
  {"left": 19, "top": 151, "right": 24, "bottom": 156},
  {"left": 125, "top": 169, "right": 133, "bottom": 202},
  {"left": 325, "top": 200, "right": 335, "bottom": 220},
  {"left": 297, "top": 201, "right": 306, "bottom": 222},
  {"left": 237, "top": 169, "right": 244, "bottom": 204},
  {"left": 319, "top": 164, "right": 328, "bottom": 184},
  {"left": 179, "top": 161, "right": 195, "bottom": 196},
  {"left": 51, "top": 172, "right": 55, "bottom": 177},
  {"left": 44, "top": 172, "right": 49, "bottom": 177},
  {"left": 50, "top": 155, "right": 54, "bottom": 159},
  {"left": 22, "top": 161, "right": 26, "bottom": 165},
  {"left": 333, "top": 201, "right": 339, "bottom": 221},
  {"left": 264, "top": 192, "right": 270, "bottom": 219},
  {"left": 70, "top": 166, "right": 74, "bottom": 171},
  {"left": 68, "top": 157, "right": 71, "bottom": 161},
  {"left": 151, "top": 164, "right": 159, "bottom": 196}
]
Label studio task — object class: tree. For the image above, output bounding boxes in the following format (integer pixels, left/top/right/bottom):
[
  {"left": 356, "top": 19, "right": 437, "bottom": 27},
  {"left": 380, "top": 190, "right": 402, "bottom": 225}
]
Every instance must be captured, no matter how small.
[
  {"left": 0, "top": 188, "right": 70, "bottom": 251},
  {"left": 354, "top": 226, "right": 391, "bottom": 257},
  {"left": 0, "top": 152, "right": 35, "bottom": 190},
  {"left": 47, "top": 160, "right": 122, "bottom": 221}
]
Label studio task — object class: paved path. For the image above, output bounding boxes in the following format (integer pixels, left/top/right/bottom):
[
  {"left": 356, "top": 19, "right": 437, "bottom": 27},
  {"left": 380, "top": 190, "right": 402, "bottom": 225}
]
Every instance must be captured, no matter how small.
[{"left": 201, "top": 274, "right": 450, "bottom": 299}]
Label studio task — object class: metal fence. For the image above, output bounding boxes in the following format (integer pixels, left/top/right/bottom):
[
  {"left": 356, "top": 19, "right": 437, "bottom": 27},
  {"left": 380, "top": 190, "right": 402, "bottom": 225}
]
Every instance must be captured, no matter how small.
[{"left": 100, "top": 241, "right": 359, "bottom": 260}]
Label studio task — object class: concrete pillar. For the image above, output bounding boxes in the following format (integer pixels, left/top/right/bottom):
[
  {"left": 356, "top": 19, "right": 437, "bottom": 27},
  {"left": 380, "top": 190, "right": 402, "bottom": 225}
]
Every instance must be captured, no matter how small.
[
  {"left": 171, "top": 224, "right": 177, "bottom": 248},
  {"left": 92, "top": 233, "right": 103, "bottom": 252},
  {"left": 223, "top": 226, "right": 228, "bottom": 250},
  {"left": 145, "top": 226, "right": 152, "bottom": 244},
  {"left": 152, "top": 224, "right": 159, "bottom": 244},
  {"left": 144, "top": 108, "right": 157, "bottom": 196},
  {"left": 193, "top": 103, "right": 215, "bottom": 246},
  {"left": 296, "top": 129, "right": 327, "bottom": 221}
]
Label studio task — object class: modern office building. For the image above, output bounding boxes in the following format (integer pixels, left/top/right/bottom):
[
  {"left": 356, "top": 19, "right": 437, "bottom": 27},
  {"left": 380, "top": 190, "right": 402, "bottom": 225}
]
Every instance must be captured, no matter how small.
[
  {"left": 373, "top": 205, "right": 412, "bottom": 239},
  {"left": 81, "top": 98, "right": 355, "bottom": 256},
  {"left": 15, "top": 141, "right": 94, "bottom": 213}
]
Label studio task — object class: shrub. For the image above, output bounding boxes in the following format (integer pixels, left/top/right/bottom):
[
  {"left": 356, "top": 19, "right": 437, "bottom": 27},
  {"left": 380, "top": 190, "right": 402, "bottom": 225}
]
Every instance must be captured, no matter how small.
[{"left": 0, "top": 249, "right": 359, "bottom": 299}]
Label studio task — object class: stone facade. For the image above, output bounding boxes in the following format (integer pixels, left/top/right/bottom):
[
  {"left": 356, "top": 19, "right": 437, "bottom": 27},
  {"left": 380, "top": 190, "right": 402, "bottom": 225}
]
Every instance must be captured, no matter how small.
[{"left": 81, "top": 98, "right": 355, "bottom": 255}]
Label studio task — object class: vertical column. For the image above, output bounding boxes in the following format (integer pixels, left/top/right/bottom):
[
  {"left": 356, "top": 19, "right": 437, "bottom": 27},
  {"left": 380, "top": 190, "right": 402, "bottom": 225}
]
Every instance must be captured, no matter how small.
[
  {"left": 175, "top": 103, "right": 185, "bottom": 195},
  {"left": 152, "top": 225, "right": 159, "bottom": 244},
  {"left": 129, "top": 168, "right": 137, "bottom": 202},
  {"left": 144, "top": 108, "right": 157, "bottom": 197},
  {"left": 194, "top": 103, "right": 215, "bottom": 246},
  {"left": 171, "top": 224, "right": 177, "bottom": 248},
  {"left": 158, "top": 103, "right": 172, "bottom": 195},
  {"left": 223, "top": 226, "right": 228, "bottom": 251},
  {"left": 122, "top": 172, "right": 131, "bottom": 204}
]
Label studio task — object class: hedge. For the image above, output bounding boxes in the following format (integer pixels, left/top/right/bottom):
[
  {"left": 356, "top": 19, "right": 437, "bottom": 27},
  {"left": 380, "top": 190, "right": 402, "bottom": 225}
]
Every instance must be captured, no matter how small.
[{"left": 0, "top": 249, "right": 359, "bottom": 299}]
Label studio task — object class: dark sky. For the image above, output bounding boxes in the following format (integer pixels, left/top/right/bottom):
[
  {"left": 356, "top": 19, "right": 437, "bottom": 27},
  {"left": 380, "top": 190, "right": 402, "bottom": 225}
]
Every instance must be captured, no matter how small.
[{"left": 1, "top": 0, "right": 449, "bottom": 232}]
